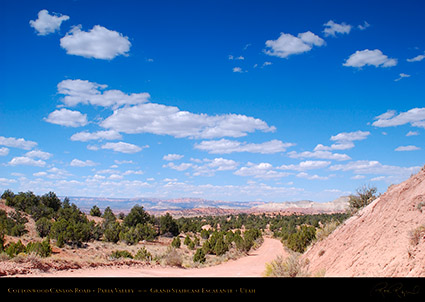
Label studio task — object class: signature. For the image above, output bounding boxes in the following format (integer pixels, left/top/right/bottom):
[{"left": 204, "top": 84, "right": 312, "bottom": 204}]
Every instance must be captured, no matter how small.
[{"left": 371, "top": 282, "right": 421, "bottom": 298}]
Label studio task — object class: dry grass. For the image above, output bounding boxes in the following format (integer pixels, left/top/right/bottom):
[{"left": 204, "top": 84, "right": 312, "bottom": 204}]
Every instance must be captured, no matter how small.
[
  {"left": 263, "top": 253, "right": 310, "bottom": 277},
  {"left": 316, "top": 221, "right": 339, "bottom": 242},
  {"left": 162, "top": 247, "right": 183, "bottom": 267},
  {"left": 408, "top": 225, "right": 425, "bottom": 246}
]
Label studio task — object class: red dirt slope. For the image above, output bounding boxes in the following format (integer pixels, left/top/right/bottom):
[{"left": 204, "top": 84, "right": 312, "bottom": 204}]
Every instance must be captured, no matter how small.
[{"left": 303, "top": 166, "right": 425, "bottom": 277}]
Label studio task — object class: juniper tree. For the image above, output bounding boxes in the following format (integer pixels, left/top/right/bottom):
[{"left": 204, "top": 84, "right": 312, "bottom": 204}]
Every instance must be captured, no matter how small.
[{"left": 90, "top": 205, "right": 102, "bottom": 217}]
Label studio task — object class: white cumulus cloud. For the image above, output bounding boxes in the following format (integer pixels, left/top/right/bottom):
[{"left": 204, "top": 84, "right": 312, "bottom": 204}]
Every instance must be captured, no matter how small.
[
  {"left": 101, "top": 103, "right": 275, "bottom": 139},
  {"left": 394, "top": 73, "right": 411, "bottom": 82},
  {"left": 372, "top": 108, "right": 425, "bottom": 128},
  {"left": 25, "top": 150, "right": 53, "bottom": 160},
  {"left": 44, "top": 108, "right": 88, "bottom": 127},
  {"left": 323, "top": 20, "right": 352, "bottom": 37},
  {"left": 314, "top": 142, "right": 355, "bottom": 151},
  {"left": 358, "top": 21, "right": 370, "bottom": 30},
  {"left": 264, "top": 31, "right": 324, "bottom": 59},
  {"left": 343, "top": 49, "right": 397, "bottom": 68},
  {"left": 296, "top": 172, "right": 329, "bottom": 180},
  {"left": 57, "top": 79, "right": 150, "bottom": 108},
  {"left": 394, "top": 145, "right": 420, "bottom": 152},
  {"left": 70, "top": 130, "right": 122, "bottom": 142},
  {"left": 70, "top": 159, "right": 98, "bottom": 167},
  {"left": 163, "top": 162, "right": 193, "bottom": 172},
  {"left": 279, "top": 160, "right": 331, "bottom": 171},
  {"left": 330, "top": 160, "right": 420, "bottom": 178},
  {"left": 232, "top": 67, "right": 244, "bottom": 73},
  {"left": 101, "top": 142, "right": 146, "bottom": 154},
  {"left": 0, "top": 147, "right": 9, "bottom": 156},
  {"left": 163, "top": 157, "right": 239, "bottom": 177},
  {"left": 406, "top": 131, "right": 419, "bottom": 137},
  {"left": 315, "top": 130, "right": 369, "bottom": 152},
  {"left": 0, "top": 136, "right": 37, "bottom": 150},
  {"left": 163, "top": 154, "right": 184, "bottom": 161},
  {"left": 330, "top": 130, "right": 370, "bottom": 142},
  {"left": 60, "top": 25, "right": 131, "bottom": 60},
  {"left": 194, "top": 139, "right": 294, "bottom": 154},
  {"left": 29, "top": 9, "right": 69, "bottom": 36},
  {"left": 287, "top": 150, "right": 351, "bottom": 161},
  {"left": 8, "top": 156, "right": 46, "bottom": 167},
  {"left": 407, "top": 52, "right": 425, "bottom": 62},
  {"left": 234, "top": 162, "right": 290, "bottom": 179}
]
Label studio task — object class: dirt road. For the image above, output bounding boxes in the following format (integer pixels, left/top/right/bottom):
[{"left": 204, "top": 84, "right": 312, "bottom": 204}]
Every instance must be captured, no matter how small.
[{"left": 35, "top": 238, "right": 286, "bottom": 277}]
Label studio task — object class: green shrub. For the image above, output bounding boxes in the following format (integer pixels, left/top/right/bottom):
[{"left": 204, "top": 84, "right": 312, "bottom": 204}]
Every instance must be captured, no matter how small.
[
  {"left": 56, "top": 233, "right": 64, "bottom": 248},
  {"left": 119, "top": 226, "right": 138, "bottom": 245},
  {"left": 134, "top": 246, "right": 152, "bottom": 261},
  {"left": 171, "top": 236, "right": 181, "bottom": 248},
  {"left": 187, "top": 240, "right": 195, "bottom": 250},
  {"left": 102, "top": 207, "right": 116, "bottom": 225},
  {"left": 10, "top": 224, "right": 27, "bottom": 237},
  {"left": 89, "top": 221, "right": 103, "bottom": 241},
  {"left": 183, "top": 235, "right": 196, "bottom": 250},
  {"left": 26, "top": 238, "right": 52, "bottom": 257},
  {"left": 193, "top": 236, "right": 200, "bottom": 247},
  {"left": 36, "top": 217, "right": 52, "bottom": 238},
  {"left": 9, "top": 211, "right": 28, "bottom": 237},
  {"left": 89, "top": 205, "right": 102, "bottom": 217},
  {"left": 184, "top": 235, "right": 192, "bottom": 246},
  {"left": 193, "top": 248, "right": 206, "bottom": 263},
  {"left": 124, "top": 205, "right": 150, "bottom": 227},
  {"left": 1, "top": 189, "right": 15, "bottom": 205},
  {"left": 0, "top": 231, "right": 4, "bottom": 252},
  {"left": 103, "top": 221, "right": 121, "bottom": 243},
  {"left": 110, "top": 250, "right": 133, "bottom": 259},
  {"left": 232, "top": 229, "right": 262, "bottom": 253},
  {"left": 159, "top": 213, "right": 179, "bottom": 236},
  {"left": 5, "top": 240, "right": 26, "bottom": 258},
  {"left": 135, "top": 223, "right": 157, "bottom": 241},
  {"left": 120, "top": 223, "right": 157, "bottom": 245},
  {"left": 213, "top": 236, "right": 228, "bottom": 256},
  {"left": 49, "top": 200, "right": 96, "bottom": 247},
  {"left": 225, "top": 231, "right": 234, "bottom": 244},
  {"left": 40, "top": 191, "right": 62, "bottom": 212},
  {"left": 200, "top": 229, "right": 210, "bottom": 239},
  {"left": 202, "top": 239, "right": 213, "bottom": 255},
  {"left": 286, "top": 225, "right": 316, "bottom": 253}
]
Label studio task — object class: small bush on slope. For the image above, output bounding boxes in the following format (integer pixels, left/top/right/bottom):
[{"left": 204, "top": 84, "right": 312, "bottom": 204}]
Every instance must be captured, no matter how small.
[
  {"left": 264, "top": 254, "right": 310, "bottom": 277},
  {"left": 315, "top": 220, "right": 339, "bottom": 242},
  {"left": 348, "top": 185, "right": 378, "bottom": 215},
  {"left": 409, "top": 225, "right": 425, "bottom": 246}
]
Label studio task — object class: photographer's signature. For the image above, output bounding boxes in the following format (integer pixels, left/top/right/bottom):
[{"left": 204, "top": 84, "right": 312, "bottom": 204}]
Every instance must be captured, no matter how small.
[{"left": 371, "top": 282, "right": 420, "bottom": 298}]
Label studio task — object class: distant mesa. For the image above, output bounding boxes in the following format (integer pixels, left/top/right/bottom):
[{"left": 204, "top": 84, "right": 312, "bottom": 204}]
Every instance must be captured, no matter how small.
[{"left": 63, "top": 196, "right": 349, "bottom": 217}]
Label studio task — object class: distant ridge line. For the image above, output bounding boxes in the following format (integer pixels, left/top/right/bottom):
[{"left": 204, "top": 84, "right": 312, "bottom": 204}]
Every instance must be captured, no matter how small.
[{"left": 62, "top": 195, "right": 349, "bottom": 216}]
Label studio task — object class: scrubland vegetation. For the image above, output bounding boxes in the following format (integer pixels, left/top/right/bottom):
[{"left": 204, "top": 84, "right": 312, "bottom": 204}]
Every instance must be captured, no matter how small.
[
  {"left": 0, "top": 190, "right": 265, "bottom": 267},
  {"left": 1, "top": 188, "right": 364, "bottom": 273}
]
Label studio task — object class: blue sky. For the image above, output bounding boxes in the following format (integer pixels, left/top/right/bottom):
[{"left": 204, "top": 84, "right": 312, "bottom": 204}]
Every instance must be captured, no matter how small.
[{"left": 1, "top": 0, "right": 424, "bottom": 202}]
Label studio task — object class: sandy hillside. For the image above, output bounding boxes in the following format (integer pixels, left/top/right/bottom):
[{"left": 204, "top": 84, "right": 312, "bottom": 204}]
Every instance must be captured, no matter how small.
[{"left": 303, "top": 166, "right": 425, "bottom": 277}]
